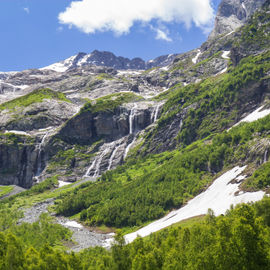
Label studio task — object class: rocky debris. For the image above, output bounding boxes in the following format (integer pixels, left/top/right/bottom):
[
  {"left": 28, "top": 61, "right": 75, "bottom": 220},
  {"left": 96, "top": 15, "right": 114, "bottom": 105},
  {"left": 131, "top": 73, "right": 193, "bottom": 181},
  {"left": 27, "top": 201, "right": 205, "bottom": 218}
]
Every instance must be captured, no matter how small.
[
  {"left": 19, "top": 198, "right": 113, "bottom": 251},
  {"left": 56, "top": 217, "right": 113, "bottom": 252},
  {"left": 19, "top": 198, "right": 55, "bottom": 224},
  {"left": 209, "top": 0, "right": 265, "bottom": 39}
]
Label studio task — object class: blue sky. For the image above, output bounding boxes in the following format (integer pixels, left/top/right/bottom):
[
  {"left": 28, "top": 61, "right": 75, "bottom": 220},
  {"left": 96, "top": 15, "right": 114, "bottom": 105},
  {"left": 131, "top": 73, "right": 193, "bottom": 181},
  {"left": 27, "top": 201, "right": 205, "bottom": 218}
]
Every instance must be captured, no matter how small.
[{"left": 0, "top": 0, "right": 221, "bottom": 71}]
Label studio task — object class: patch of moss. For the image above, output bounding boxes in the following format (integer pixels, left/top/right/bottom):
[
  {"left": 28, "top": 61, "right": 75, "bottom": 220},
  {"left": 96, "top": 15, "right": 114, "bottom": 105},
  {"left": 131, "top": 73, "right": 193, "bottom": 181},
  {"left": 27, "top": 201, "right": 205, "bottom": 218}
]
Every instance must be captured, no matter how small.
[{"left": 0, "top": 88, "right": 70, "bottom": 112}]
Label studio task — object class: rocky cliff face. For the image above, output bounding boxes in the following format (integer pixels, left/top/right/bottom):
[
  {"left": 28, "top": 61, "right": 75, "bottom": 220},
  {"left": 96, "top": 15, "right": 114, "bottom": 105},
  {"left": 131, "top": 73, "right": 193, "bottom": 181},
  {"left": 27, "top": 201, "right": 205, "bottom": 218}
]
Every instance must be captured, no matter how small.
[
  {"left": 0, "top": 135, "right": 37, "bottom": 188},
  {"left": 209, "top": 0, "right": 265, "bottom": 39},
  {"left": 58, "top": 103, "right": 152, "bottom": 145}
]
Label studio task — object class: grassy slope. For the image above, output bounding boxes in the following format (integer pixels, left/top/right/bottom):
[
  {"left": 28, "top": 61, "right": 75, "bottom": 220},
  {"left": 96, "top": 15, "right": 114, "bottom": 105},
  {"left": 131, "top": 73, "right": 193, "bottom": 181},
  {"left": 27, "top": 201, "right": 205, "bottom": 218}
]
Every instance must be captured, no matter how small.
[{"left": 0, "top": 88, "right": 70, "bottom": 112}]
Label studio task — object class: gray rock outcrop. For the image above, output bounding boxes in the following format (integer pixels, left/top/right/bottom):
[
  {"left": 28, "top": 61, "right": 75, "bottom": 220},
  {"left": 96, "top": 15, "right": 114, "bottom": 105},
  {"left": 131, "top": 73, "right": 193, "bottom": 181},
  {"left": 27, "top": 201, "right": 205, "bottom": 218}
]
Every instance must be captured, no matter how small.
[{"left": 209, "top": 0, "right": 265, "bottom": 39}]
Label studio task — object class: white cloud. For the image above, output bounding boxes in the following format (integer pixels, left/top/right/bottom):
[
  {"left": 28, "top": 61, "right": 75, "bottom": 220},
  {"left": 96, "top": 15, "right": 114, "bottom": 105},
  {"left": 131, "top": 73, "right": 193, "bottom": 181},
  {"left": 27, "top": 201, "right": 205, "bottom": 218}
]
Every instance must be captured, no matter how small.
[
  {"left": 58, "top": 0, "right": 214, "bottom": 35},
  {"left": 155, "top": 29, "right": 172, "bottom": 42},
  {"left": 23, "top": 7, "right": 30, "bottom": 14},
  {"left": 150, "top": 25, "right": 172, "bottom": 42}
]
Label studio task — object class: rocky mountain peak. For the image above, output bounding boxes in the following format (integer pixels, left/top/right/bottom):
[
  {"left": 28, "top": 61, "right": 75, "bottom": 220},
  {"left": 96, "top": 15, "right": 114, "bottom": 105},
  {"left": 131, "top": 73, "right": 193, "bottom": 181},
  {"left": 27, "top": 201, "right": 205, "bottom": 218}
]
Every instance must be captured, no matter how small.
[
  {"left": 41, "top": 50, "right": 177, "bottom": 72},
  {"left": 209, "top": 0, "right": 266, "bottom": 39}
]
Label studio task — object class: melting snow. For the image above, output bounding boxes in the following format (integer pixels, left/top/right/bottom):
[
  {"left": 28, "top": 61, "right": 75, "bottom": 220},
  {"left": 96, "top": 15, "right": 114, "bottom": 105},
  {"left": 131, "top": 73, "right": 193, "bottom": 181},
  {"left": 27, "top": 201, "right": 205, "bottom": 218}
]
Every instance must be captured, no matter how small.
[
  {"left": 64, "top": 221, "right": 83, "bottom": 229},
  {"left": 192, "top": 49, "right": 202, "bottom": 64},
  {"left": 160, "top": 66, "right": 169, "bottom": 71},
  {"left": 5, "top": 130, "right": 30, "bottom": 136},
  {"left": 124, "top": 166, "right": 264, "bottom": 243},
  {"left": 233, "top": 105, "right": 270, "bottom": 128},
  {"left": 58, "top": 181, "right": 72, "bottom": 188},
  {"left": 222, "top": 51, "right": 230, "bottom": 59}
]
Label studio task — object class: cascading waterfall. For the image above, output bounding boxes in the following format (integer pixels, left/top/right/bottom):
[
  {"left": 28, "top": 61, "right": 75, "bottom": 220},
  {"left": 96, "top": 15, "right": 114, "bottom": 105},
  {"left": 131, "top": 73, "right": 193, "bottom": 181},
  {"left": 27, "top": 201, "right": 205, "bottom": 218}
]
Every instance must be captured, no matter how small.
[
  {"left": 129, "top": 104, "right": 138, "bottom": 134},
  {"left": 84, "top": 142, "right": 115, "bottom": 178},
  {"left": 107, "top": 144, "right": 122, "bottom": 170},
  {"left": 35, "top": 132, "right": 49, "bottom": 178},
  {"left": 124, "top": 137, "right": 136, "bottom": 159},
  {"left": 151, "top": 103, "right": 163, "bottom": 123},
  {"left": 264, "top": 149, "right": 268, "bottom": 163}
]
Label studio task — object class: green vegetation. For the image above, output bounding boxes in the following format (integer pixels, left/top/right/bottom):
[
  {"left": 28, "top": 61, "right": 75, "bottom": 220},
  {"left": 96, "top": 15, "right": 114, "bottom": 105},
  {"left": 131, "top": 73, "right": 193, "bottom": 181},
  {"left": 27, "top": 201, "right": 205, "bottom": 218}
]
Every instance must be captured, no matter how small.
[
  {"left": 95, "top": 73, "right": 114, "bottom": 80},
  {"left": 0, "top": 186, "right": 13, "bottom": 197},
  {"left": 144, "top": 50, "right": 270, "bottom": 155},
  {"left": 0, "top": 88, "right": 70, "bottom": 112},
  {"left": 55, "top": 114, "right": 270, "bottom": 228},
  {"left": 242, "top": 161, "right": 270, "bottom": 191},
  {"left": 239, "top": 2, "right": 270, "bottom": 48},
  {"left": 0, "top": 4, "right": 269, "bottom": 269},
  {"left": 80, "top": 92, "right": 143, "bottom": 114},
  {"left": 2, "top": 198, "right": 270, "bottom": 269},
  {"left": 46, "top": 143, "right": 95, "bottom": 176},
  {"left": 0, "top": 132, "right": 34, "bottom": 145}
]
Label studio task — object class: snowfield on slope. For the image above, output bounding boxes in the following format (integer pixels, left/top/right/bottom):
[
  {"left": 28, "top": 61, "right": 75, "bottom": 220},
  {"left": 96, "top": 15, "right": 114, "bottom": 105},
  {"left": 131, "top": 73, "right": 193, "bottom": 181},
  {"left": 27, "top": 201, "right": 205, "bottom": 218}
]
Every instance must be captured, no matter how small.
[
  {"left": 124, "top": 166, "right": 265, "bottom": 243},
  {"left": 233, "top": 105, "right": 270, "bottom": 127}
]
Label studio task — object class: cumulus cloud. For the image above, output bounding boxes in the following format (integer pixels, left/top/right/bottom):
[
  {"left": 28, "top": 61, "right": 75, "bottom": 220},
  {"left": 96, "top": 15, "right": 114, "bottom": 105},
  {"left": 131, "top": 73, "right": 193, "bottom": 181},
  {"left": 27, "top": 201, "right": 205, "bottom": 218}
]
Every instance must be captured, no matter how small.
[{"left": 58, "top": 0, "right": 214, "bottom": 35}]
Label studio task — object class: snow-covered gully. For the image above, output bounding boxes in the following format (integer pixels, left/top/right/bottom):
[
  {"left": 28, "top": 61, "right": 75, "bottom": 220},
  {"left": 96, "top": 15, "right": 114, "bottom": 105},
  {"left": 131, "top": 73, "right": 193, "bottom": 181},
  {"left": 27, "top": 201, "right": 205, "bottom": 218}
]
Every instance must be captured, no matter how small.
[
  {"left": 192, "top": 49, "right": 202, "bottom": 64},
  {"left": 124, "top": 166, "right": 265, "bottom": 243},
  {"left": 233, "top": 105, "right": 270, "bottom": 127}
]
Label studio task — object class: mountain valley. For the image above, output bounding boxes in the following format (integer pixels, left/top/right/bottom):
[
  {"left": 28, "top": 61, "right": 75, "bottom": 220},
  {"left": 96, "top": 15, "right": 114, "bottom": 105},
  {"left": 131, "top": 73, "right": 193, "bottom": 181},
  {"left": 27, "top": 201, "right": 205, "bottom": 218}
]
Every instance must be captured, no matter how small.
[{"left": 0, "top": 0, "right": 270, "bottom": 268}]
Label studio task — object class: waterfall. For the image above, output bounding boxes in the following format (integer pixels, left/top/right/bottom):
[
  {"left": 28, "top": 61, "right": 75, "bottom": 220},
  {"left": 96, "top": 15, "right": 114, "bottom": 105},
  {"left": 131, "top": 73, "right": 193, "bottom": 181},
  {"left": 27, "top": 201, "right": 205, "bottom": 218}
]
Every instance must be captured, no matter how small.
[
  {"left": 129, "top": 104, "right": 138, "bottom": 134},
  {"left": 264, "top": 149, "right": 268, "bottom": 163},
  {"left": 124, "top": 136, "right": 137, "bottom": 159},
  {"left": 151, "top": 103, "right": 163, "bottom": 123},
  {"left": 179, "top": 119, "right": 183, "bottom": 129},
  {"left": 84, "top": 142, "right": 115, "bottom": 178},
  {"left": 35, "top": 132, "right": 49, "bottom": 177},
  {"left": 92, "top": 148, "right": 110, "bottom": 177},
  {"left": 107, "top": 144, "right": 122, "bottom": 171}
]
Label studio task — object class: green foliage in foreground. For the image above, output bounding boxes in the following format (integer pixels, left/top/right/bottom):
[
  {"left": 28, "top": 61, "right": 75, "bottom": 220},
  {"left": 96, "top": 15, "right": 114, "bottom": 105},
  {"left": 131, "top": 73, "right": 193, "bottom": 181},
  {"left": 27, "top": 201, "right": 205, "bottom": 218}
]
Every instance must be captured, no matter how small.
[
  {"left": 2, "top": 198, "right": 270, "bottom": 269},
  {"left": 55, "top": 114, "right": 270, "bottom": 228},
  {"left": 0, "top": 88, "right": 70, "bottom": 112}
]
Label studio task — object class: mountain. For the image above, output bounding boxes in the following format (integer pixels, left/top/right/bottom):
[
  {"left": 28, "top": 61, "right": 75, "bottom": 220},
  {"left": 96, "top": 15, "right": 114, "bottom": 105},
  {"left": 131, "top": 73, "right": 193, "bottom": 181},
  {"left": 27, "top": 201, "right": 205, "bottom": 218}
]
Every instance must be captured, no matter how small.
[
  {"left": 0, "top": 0, "right": 270, "bottom": 267},
  {"left": 41, "top": 49, "right": 178, "bottom": 72},
  {"left": 209, "top": 0, "right": 265, "bottom": 39}
]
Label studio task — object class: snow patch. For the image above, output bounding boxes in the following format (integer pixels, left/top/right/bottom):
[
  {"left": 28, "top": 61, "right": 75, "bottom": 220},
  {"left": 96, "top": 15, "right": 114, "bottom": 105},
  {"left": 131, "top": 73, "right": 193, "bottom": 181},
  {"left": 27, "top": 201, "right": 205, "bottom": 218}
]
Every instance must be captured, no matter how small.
[
  {"left": 160, "top": 66, "right": 169, "bottom": 71},
  {"left": 40, "top": 55, "right": 77, "bottom": 72},
  {"left": 192, "top": 49, "right": 202, "bottom": 64},
  {"left": 222, "top": 51, "right": 230, "bottom": 59},
  {"left": 124, "top": 166, "right": 264, "bottom": 243},
  {"left": 5, "top": 130, "right": 30, "bottom": 136},
  {"left": 64, "top": 221, "right": 83, "bottom": 229},
  {"left": 58, "top": 181, "right": 72, "bottom": 188},
  {"left": 233, "top": 106, "right": 270, "bottom": 128}
]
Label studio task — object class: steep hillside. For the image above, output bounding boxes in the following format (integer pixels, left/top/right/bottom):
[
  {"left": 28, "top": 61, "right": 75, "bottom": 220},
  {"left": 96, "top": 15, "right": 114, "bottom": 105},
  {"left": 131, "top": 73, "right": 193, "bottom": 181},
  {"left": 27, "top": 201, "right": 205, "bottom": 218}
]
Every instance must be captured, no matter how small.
[{"left": 0, "top": 0, "right": 270, "bottom": 267}]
